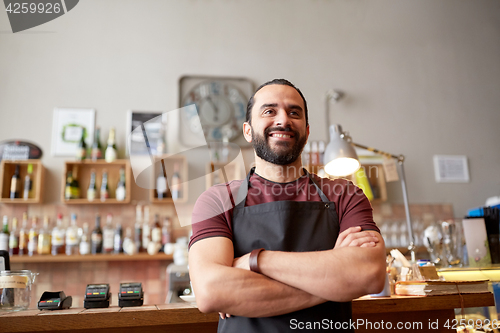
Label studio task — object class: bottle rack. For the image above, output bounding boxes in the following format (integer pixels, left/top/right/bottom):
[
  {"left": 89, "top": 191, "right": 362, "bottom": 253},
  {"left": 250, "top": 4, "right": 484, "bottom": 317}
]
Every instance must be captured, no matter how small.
[
  {"left": 150, "top": 155, "right": 188, "bottom": 204},
  {"left": 0, "top": 159, "right": 44, "bottom": 203},
  {"left": 61, "top": 160, "right": 131, "bottom": 204}
]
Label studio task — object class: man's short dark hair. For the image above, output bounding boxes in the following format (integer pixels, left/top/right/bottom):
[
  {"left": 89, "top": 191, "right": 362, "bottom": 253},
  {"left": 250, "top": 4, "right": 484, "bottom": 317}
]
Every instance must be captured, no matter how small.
[{"left": 245, "top": 79, "right": 309, "bottom": 126}]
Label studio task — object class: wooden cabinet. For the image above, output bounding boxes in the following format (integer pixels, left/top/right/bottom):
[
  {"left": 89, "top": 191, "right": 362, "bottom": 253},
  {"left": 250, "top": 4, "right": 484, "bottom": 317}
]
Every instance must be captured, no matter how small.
[
  {"left": 205, "top": 161, "right": 243, "bottom": 189},
  {"left": 150, "top": 155, "right": 188, "bottom": 204},
  {"left": 0, "top": 159, "right": 44, "bottom": 204},
  {"left": 61, "top": 160, "right": 131, "bottom": 204}
]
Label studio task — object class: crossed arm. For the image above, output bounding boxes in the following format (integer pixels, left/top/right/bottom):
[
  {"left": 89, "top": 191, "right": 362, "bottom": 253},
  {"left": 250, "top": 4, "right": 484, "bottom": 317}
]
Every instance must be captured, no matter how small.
[{"left": 188, "top": 227, "right": 386, "bottom": 318}]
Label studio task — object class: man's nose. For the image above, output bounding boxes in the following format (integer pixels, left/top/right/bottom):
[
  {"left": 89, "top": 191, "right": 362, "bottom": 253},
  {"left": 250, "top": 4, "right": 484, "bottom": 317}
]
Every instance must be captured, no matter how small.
[{"left": 274, "top": 109, "right": 292, "bottom": 127}]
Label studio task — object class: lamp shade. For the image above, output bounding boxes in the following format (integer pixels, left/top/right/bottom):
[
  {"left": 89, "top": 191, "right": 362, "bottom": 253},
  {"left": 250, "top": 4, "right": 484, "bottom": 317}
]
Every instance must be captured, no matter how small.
[{"left": 324, "top": 124, "right": 361, "bottom": 176}]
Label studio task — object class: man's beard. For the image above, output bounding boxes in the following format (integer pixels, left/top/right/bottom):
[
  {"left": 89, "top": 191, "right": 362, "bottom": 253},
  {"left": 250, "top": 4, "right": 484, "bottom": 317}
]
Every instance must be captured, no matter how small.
[{"left": 251, "top": 126, "right": 307, "bottom": 165}]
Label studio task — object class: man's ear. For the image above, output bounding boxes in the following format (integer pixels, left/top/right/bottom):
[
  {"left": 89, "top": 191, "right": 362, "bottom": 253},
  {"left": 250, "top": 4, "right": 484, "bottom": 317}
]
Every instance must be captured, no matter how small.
[{"left": 243, "top": 122, "right": 252, "bottom": 143}]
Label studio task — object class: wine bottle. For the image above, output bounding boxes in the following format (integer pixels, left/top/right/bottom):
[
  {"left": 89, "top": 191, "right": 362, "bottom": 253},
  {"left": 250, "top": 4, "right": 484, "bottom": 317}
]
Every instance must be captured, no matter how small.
[
  {"left": 71, "top": 166, "right": 80, "bottom": 199},
  {"left": 161, "top": 216, "right": 173, "bottom": 252},
  {"left": 100, "top": 170, "right": 109, "bottom": 201},
  {"left": 0, "top": 216, "right": 10, "bottom": 251},
  {"left": 51, "top": 213, "right": 65, "bottom": 255},
  {"left": 105, "top": 127, "right": 118, "bottom": 163},
  {"left": 18, "top": 212, "right": 28, "bottom": 256},
  {"left": 156, "top": 173, "right": 167, "bottom": 200},
  {"left": 151, "top": 214, "right": 162, "bottom": 245},
  {"left": 171, "top": 163, "right": 182, "bottom": 200},
  {"left": 91, "top": 127, "right": 103, "bottom": 161},
  {"left": 23, "top": 164, "right": 33, "bottom": 200},
  {"left": 10, "top": 165, "right": 21, "bottom": 199},
  {"left": 76, "top": 128, "right": 87, "bottom": 161},
  {"left": 9, "top": 217, "right": 19, "bottom": 256},
  {"left": 113, "top": 222, "right": 123, "bottom": 254},
  {"left": 115, "top": 168, "right": 126, "bottom": 201},
  {"left": 79, "top": 222, "right": 90, "bottom": 255},
  {"left": 38, "top": 217, "right": 51, "bottom": 255},
  {"left": 91, "top": 215, "right": 103, "bottom": 254},
  {"left": 102, "top": 214, "right": 114, "bottom": 254},
  {"left": 28, "top": 217, "right": 38, "bottom": 256},
  {"left": 66, "top": 213, "right": 80, "bottom": 255},
  {"left": 134, "top": 205, "right": 143, "bottom": 253},
  {"left": 142, "top": 205, "right": 150, "bottom": 252},
  {"left": 64, "top": 171, "right": 73, "bottom": 200},
  {"left": 87, "top": 169, "right": 97, "bottom": 202}
]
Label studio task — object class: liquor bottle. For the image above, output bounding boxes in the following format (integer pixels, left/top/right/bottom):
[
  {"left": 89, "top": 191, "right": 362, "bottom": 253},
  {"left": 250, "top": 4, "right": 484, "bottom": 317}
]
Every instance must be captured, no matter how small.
[
  {"left": 0, "top": 216, "right": 10, "bottom": 251},
  {"left": 105, "top": 127, "right": 118, "bottom": 163},
  {"left": 100, "top": 170, "right": 109, "bottom": 202},
  {"left": 171, "top": 163, "right": 182, "bottom": 200},
  {"left": 134, "top": 205, "right": 143, "bottom": 253},
  {"left": 91, "top": 127, "right": 103, "bottom": 161},
  {"left": 115, "top": 168, "right": 126, "bottom": 201},
  {"left": 87, "top": 169, "right": 97, "bottom": 202},
  {"left": 79, "top": 222, "right": 90, "bottom": 255},
  {"left": 156, "top": 125, "right": 167, "bottom": 156},
  {"left": 161, "top": 216, "right": 173, "bottom": 252},
  {"left": 10, "top": 165, "right": 21, "bottom": 199},
  {"left": 38, "top": 217, "right": 51, "bottom": 255},
  {"left": 123, "top": 227, "right": 136, "bottom": 255},
  {"left": 142, "top": 206, "right": 150, "bottom": 251},
  {"left": 113, "top": 221, "right": 123, "bottom": 254},
  {"left": 23, "top": 164, "right": 33, "bottom": 200},
  {"left": 102, "top": 214, "right": 114, "bottom": 254},
  {"left": 151, "top": 214, "right": 162, "bottom": 245},
  {"left": 66, "top": 213, "right": 80, "bottom": 255},
  {"left": 156, "top": 173, "right": 167, "bottom": 200},
  {"left": 51, "top": 213, "right": 65, "bottom": 255},
  {"left": 28, "top": 217, "right": 38, "bottom": 256},
  {"left": 64, "top": 171, "right": 80, "bottom": 200},
  {"left": 76, "top": 129, "right": 87, "bottom": 161},
  {"left": 18, "top": 212, "right": 28, "bottom": 256},
  {"left": 71, "top": 166, "right": 80, "bottom": 199},
  {"left": 91, "top": 215, "right": 103, "bottom": 254},
  {"left": 9, "top": 217, "right": 19, "bottom": 256}
]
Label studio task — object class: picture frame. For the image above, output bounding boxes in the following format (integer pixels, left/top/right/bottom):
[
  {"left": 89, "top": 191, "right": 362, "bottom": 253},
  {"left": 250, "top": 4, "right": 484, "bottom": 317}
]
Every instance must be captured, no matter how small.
[
  {"left": 51, "top": 108, "right": 95, "bottom": 157},
  {"left": 126, "top": 110, "right": 167, "bottom": 156}
]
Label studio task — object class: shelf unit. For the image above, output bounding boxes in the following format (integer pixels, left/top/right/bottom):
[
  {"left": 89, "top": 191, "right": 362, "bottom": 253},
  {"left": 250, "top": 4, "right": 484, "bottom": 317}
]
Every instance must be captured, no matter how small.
[
  {"left": 205, "top": 160, "right": 243, "bottom": 189},
  {"left": 150, "top": 154, "right": 188, "bottom": 204},
  {"left": 61, "top": 159, "right": 131, "bottom": 204},
  {"left": 306, "top": 163, "right": 387, "bottom": 203},
  {"left": 0, "top": 159, "right": 44, "bottom": 204},
  {"left": 10, "top": 252, "right": 172, "bottom": 263}
]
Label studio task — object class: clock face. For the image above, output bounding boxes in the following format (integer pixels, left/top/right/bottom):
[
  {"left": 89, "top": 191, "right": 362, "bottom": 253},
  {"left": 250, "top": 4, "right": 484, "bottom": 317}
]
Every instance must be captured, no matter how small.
[{"left": 181, "top": 80, "right": 247, "bottom": 141}]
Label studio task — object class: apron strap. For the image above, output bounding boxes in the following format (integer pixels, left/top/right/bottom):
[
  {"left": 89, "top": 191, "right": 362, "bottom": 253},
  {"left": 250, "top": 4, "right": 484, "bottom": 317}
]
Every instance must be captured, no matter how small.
[{"left": 233, "top": 167, "right": 331, "bottom": 209}]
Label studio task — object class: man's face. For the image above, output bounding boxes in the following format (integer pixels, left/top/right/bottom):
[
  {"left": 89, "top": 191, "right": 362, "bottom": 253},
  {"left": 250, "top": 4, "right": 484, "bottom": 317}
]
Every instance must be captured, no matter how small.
[{"left": 244, "top": 84, "right": 309, "bottom": 165}]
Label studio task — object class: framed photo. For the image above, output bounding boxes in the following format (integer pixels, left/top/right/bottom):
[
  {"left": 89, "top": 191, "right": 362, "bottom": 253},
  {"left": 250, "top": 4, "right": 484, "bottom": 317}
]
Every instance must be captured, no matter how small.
[
  {"left": 126, "top": 110, "right": 165, "bottom": 156},
  {"left": 51, "top": 108, "right": 95, "bottom": 156}
]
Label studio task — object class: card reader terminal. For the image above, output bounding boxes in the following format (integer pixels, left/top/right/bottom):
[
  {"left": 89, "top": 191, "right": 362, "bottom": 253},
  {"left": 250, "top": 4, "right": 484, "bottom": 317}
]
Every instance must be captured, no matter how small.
[
  {"left": 118, "top": 282, "right": 144, "bottom": 307},
  {"left": 84, "top": 284, "right": 111, "bottom": 309},
  {"left": 38, "top": 291, "right": 72, "bottom": 310}
]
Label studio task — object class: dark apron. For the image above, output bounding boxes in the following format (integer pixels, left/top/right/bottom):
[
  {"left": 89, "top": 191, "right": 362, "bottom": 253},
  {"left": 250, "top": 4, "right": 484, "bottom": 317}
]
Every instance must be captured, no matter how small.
[{"left": 218, "top": 167, "right": 354, "bottom": 333}]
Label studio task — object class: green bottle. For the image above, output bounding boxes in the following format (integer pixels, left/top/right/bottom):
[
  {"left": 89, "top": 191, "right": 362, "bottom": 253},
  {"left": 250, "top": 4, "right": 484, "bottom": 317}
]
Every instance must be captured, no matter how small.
[{"left": 76, "top": 128, "right": 87, "bottom": 161}]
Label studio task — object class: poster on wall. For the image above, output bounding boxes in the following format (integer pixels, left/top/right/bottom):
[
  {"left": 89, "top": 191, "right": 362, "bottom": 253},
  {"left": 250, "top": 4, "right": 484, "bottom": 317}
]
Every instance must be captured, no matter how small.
[
  {"left": 126, "top": 110, "right": 166, "bottom": 156},
  {"left": 51, "top": 108, "right": 95, "bottom": 156}
]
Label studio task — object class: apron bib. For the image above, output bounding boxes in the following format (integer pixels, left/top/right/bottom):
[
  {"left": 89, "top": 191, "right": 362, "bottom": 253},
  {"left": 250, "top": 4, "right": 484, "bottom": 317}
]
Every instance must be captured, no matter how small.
[{"left": 218, "top": 168, "right": 354, "bottom": 333}]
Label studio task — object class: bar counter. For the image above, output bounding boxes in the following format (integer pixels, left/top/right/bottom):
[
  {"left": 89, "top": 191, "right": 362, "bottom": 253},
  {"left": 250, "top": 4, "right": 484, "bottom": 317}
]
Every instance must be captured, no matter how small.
[{"left": 0, "top": 293, "right": 494, "bottom": 333}]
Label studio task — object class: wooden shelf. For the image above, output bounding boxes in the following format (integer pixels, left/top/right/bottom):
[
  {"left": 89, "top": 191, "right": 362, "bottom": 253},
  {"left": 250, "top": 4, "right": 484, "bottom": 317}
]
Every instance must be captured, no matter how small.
[
  {"left": 61, "top": 159, "right": 131, "bottom": 204},
  {"left": 205, "top": 161, "right": 243, "bottom": 189},
  {"left": 0, "top": 159, "right": 44, "bottom": 203},
  {"left": 150, "top": 155, "right": 188, "bottom": 204},
  {"left": 10, "top": 252, "right": 173, "bottom": 263}
]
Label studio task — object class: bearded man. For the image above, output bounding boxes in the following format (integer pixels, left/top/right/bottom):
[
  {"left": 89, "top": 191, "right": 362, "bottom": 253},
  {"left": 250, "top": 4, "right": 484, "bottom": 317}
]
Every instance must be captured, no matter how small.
[{"left": 188, "top": 79, "right": 386, "bottom": 333}]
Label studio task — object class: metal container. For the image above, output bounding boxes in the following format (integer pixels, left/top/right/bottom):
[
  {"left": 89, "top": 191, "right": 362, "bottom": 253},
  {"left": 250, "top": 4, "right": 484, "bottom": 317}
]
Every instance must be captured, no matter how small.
[{"left": 0, "top": 270, "right": 38, "bottom": 311}]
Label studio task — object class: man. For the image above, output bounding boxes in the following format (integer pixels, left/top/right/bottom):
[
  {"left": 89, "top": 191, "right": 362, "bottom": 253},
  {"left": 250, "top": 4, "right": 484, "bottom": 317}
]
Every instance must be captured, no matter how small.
[{"left": 188, "top": 79, "right": 386, "bottom": 332}]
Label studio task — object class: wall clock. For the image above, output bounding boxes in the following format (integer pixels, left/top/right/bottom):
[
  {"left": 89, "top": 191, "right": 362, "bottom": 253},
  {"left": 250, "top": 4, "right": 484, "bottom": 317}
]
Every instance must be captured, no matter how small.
[{"left": 178, "top": 76, "right": 254, "bottom": 147}]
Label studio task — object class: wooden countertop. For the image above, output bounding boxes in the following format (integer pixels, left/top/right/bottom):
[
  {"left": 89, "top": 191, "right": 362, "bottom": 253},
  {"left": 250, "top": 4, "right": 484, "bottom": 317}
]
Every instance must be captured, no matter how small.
[{"left": 0, "top": 293, "right": 494, "bottom": 333}]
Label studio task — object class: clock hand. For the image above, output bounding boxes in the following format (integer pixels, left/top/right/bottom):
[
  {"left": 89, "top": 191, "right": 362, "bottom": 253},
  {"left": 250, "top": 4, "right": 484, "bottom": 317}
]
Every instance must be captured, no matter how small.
[{"left": 206, "top": 96, "right": 219, "bottom": 122}]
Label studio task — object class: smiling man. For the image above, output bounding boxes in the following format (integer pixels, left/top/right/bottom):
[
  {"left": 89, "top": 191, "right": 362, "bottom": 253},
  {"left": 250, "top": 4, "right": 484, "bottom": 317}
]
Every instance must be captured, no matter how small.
[{"left": 188, "top": 79, "right": 386, "bottom": 333}]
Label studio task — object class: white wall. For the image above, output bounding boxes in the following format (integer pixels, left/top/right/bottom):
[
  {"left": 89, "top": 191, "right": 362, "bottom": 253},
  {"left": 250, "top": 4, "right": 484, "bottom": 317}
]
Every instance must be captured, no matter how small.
[{"left": 0, "top": 0, "right": 499, "bottom": 217}]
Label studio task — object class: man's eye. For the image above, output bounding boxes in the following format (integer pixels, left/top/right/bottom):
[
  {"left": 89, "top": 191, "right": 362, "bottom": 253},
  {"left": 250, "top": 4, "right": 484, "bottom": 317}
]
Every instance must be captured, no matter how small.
[{"left": 264, "top": 109, "right": 274, "bottom": 114}]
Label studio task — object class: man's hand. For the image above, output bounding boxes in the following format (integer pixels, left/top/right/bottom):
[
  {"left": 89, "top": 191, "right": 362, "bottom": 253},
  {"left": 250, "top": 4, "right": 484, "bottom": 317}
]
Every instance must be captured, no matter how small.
[
  {"left": 334, "top": 226, "right": 380, "bottom": 248},
  {"left": 232, "top": 253, "right": 251, "bottom": 270}
]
